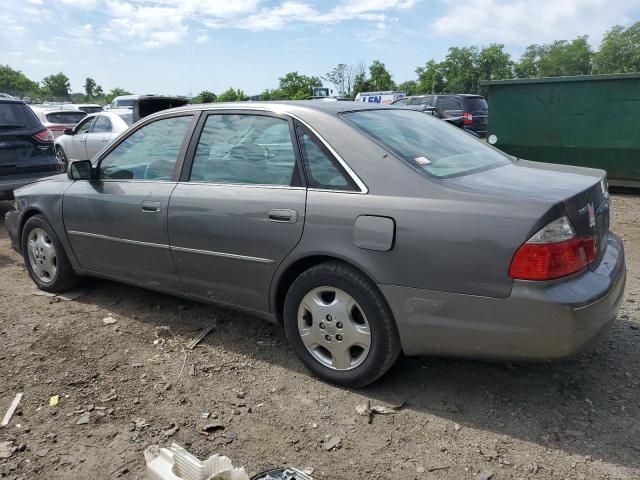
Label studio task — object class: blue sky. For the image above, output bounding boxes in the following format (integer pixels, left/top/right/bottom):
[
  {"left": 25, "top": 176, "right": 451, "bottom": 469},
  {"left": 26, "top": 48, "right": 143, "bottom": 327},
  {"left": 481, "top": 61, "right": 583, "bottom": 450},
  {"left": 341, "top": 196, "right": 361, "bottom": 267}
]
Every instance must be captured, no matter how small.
[{"left": 2, "top": 0, "right": 639, "bottom": 96}]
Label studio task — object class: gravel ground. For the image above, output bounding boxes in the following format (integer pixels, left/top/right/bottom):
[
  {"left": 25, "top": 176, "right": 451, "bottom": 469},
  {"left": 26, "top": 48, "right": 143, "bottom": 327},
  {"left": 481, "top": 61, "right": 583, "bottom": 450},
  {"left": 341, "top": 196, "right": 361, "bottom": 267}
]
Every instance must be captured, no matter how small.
[{"left": 0, "top": 193, "right": 638, "bottom": 480}]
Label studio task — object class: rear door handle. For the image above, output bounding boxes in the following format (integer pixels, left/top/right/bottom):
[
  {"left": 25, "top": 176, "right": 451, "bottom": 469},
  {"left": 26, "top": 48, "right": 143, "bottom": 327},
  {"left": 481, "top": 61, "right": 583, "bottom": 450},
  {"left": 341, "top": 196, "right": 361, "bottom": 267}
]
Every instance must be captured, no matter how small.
[
  {"left": 268, "top": 209, "right": 297, "bottom": 223},
  {"left": 142, "top": 200, "right": 162, "bottom": 213}
]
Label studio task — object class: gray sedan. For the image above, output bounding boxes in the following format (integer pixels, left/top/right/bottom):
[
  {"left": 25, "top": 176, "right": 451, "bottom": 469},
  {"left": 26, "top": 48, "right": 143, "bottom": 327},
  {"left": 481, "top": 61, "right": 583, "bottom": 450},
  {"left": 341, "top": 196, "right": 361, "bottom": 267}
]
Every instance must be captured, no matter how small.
[{"left": 5, "top": 101, "right": 626, "bottom": 387}]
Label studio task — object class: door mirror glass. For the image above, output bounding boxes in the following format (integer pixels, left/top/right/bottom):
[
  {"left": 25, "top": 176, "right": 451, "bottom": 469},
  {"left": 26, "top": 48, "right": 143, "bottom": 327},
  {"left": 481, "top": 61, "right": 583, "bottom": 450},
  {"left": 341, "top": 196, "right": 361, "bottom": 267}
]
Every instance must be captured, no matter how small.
[{"left": 67, "top": 160, "right": 93, "bottom": 180}]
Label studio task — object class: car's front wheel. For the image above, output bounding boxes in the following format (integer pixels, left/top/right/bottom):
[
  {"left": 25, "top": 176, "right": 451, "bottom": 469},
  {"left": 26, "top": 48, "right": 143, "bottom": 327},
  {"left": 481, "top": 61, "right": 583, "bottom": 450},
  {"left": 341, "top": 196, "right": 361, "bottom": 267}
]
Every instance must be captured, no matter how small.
[
  {"left": 22, "top": 215, "right": 79, "bottom": 293},
  {"left": 283, "top": 261, "right": 401, "bottom": 387}
]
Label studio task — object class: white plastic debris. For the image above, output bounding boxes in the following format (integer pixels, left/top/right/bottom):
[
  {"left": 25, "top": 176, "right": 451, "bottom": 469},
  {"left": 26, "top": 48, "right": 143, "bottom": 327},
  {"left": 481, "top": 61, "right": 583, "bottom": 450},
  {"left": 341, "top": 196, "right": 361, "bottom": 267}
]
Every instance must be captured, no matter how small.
[{"left": 145, "top": 444, "right": 249, "bottom": 480}]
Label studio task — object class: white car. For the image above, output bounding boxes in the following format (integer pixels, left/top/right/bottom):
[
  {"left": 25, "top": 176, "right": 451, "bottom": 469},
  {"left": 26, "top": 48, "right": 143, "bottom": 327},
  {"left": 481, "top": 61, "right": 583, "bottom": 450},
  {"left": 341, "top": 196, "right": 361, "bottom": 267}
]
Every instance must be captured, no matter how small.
[
  {"left": 30, "top": 105, "right": 88, "bottom": 139},
  {"left": 54, "top": 111, "right": 132, "bottom": 167}
]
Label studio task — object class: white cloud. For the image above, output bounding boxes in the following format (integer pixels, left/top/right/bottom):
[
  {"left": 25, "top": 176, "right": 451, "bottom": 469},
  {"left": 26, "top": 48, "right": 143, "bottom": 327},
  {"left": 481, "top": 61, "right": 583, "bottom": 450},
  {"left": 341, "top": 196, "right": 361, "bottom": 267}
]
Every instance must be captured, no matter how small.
[
  {"left": 196, "top": 34, "right": 210, "bottom": 43},
  {"left": 432, "top": 0, "right": 640, "bottom": 46}
]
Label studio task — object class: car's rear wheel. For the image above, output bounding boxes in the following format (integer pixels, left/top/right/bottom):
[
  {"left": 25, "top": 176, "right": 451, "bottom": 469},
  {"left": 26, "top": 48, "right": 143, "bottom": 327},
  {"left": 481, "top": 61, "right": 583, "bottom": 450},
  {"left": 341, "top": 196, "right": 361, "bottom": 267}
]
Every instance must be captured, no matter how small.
[
  {"left": 283, "top": 261, "right": 401, "bottom": 387},
  {"left": 55, "top": 146, "right": 68, "bottom": 170},
  {"left": 22, "top": 215, "right": 79, "bottom": 293}
]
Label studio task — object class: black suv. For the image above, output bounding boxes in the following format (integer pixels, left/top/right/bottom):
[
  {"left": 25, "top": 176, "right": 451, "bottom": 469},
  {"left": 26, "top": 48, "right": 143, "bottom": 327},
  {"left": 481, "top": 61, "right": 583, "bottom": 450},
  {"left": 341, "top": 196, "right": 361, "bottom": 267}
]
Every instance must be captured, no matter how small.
[
  {"left": 393, "top": 94, "right": 488, "bottom": 137},
  {"left": 0, "top": 99, "right": 59, "bottom": 200}
]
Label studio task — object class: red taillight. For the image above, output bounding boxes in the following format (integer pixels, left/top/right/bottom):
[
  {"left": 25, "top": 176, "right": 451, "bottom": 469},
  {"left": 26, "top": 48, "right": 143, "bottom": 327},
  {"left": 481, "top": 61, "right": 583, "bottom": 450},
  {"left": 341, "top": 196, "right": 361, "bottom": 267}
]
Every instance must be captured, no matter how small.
[
  {"left": 33, "top": 128, "right": 54, "bottom": 143},
  {"left": 463, "top": 112, "right": 473, "bottom": 125},
  {"left": 509, "top": 216, "right": 597, "bottom": 281}
]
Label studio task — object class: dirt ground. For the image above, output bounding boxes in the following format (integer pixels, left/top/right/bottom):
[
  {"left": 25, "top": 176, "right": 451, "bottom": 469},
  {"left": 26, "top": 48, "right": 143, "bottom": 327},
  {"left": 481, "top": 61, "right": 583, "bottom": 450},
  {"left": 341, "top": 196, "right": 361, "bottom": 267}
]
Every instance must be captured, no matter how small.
[{"left": 0, "top": 193, "right": 638, "bottom": 480}]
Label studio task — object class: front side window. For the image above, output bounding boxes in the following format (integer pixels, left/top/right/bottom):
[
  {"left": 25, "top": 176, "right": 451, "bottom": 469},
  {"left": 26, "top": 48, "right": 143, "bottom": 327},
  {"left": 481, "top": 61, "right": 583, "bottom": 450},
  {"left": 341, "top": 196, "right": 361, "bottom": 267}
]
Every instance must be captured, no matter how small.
[
  {"left": 99, "top": 115, "right": 192, "bottom": 180},
  {"left": 342, "top": 109, "right": 509, "bottom": 179},
  {"left": 297, "top": 127, "right": 355, "bottom": 191},
  {"left": 75, "top": 116, "right": 95, "bottom": 134},
  {"left": 190, "top": 114, "right": 297, "bottom": 186},
  {"left": 92, "top": 116, "right": 112, "bottom": 133}
]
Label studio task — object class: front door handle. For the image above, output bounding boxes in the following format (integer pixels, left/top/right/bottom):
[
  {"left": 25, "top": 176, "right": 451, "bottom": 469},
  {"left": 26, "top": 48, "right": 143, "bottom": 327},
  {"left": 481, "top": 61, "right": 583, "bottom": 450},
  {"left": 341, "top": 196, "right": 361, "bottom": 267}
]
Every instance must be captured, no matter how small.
[
  {"left": 268, "top": 209, "right": 297, "bottom": 223},
  {"left": 142, "top": 200, "right": 162, "bottom": 213}
]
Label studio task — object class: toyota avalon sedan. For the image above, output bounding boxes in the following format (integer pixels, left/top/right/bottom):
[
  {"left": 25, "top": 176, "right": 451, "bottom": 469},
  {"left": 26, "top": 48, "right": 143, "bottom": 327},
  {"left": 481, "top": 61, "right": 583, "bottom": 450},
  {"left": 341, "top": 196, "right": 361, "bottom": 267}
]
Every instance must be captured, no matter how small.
[{"left": 4, "top": 101, "right": 626, "bottom": 387}]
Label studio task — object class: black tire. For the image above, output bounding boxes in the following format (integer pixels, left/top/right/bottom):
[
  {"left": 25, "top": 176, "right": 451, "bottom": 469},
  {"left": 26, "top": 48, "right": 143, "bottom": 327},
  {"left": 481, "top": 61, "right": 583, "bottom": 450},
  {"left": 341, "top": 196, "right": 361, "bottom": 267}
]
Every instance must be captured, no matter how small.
[
  {"left": 55, "top": 146, "right": 68, "bottom": 171},
  {"left": 21, "top": 214, "right": 79, "bottom": 293},
  {"left": 283, "top": 261, "right": 401, "bottom": 387}
]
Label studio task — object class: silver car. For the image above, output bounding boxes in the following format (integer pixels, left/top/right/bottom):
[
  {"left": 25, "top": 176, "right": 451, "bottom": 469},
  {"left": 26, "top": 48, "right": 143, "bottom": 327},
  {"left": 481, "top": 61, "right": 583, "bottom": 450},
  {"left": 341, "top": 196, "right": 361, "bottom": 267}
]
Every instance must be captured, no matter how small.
[
  {"left": 54, "top": 111, "right": 133, "bottom": 167},
  {"left": 5, "top": 102, "right": 626, "bottom": 387},
  {"left": 29, "top": 106, "right": 88, "bottom": 139}
]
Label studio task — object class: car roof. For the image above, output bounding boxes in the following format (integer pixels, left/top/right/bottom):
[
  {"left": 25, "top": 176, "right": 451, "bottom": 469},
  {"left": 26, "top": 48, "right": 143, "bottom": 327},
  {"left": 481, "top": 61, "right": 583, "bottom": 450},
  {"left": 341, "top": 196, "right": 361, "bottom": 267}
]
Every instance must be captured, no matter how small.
[
  {"left": 150, "top": 100, "right": 397, "bottom": 119},
  {"left": 75, "top": 103, "right": 102, "bottom": 107},
  {"left": 113, "top": 95, "right": 139, "bottom": 100},
  {"left": 0, "top": 98, "right": 26, "bottom": 105}
]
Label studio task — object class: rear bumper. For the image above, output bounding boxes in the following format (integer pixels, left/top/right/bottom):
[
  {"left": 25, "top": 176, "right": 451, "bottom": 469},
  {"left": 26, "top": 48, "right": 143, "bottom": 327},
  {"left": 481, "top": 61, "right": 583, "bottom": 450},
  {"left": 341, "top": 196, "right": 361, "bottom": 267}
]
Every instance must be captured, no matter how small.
[
  {"left": 0, "top": 171, "right": 59, "bottom": 199},
  {"left": 381, "top": 233, "right": 626, "bottom": 360}
]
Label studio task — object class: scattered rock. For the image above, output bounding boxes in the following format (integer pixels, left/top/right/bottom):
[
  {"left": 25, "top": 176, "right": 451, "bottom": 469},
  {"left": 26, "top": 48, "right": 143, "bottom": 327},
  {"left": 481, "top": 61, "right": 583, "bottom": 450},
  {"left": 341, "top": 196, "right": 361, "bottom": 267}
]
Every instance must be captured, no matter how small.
[
  {"left": 324, "top": 436, "right": 342, "bottom": 451},
  {"left": 476, "top": 469, "right": 495, "bottom": 480},
  {"left": 303, "top": 467, "right": 314, "bottom": 475},
  {"left": 416, "top": 466, "right": 425, "bottom": 474},
  {"left": 103, "top": 316, "right": 117, "bottom": 325},
  {"left": 202, "top": 422, "right": 225, "bottom": 433},
  {"left": 163, "top": 422, "right": 179, "bottom": 437},
  {"left": 49, "top": 395, "right": 59, "bottom": 407},
  {"left": 76, "top": 413, "right": 90, "bottom": 425},
  {"left": 0, "top": 442, "right": 13, "bottom": 459}
]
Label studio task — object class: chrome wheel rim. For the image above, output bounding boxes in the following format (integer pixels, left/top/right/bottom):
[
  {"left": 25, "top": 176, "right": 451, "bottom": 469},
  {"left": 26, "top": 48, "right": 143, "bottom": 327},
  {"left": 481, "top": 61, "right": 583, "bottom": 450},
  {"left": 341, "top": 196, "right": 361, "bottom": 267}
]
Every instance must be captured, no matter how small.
[
  {"left": 297, "top": 286, "right": 371, "bottom": 371},
  {"left": 27, "top": 228, "right": 57, "bottom": 283},
  {"left": 55, "top": 147, "right": 66, "bottom": 168}
]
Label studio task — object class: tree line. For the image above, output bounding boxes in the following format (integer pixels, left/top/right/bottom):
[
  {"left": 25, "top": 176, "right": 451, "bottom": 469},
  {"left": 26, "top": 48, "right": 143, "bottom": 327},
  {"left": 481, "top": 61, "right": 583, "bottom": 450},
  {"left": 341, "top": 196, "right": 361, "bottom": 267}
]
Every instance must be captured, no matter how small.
[{"left": 2, "top": 22, "right": 638, "bottom": 104}]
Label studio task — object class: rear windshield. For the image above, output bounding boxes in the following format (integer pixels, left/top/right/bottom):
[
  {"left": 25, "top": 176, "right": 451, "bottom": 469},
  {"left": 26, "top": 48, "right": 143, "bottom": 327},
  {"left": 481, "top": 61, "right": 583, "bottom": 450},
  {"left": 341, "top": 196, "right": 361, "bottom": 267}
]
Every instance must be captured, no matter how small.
[
  {"left": 465, "top": 96, "right": 488, "bottom": 112},
  {"left": 0, "top": 102, "right": 40, "bottom": 130},
  {"left": 79, "top": 106, "right": 103, "bottom": 113},
  {"left": 45, "top": 111, "right": 87, "bottom": 124},
  {"left": 341, "top": 109, "right": 509, "bottom": 179}
]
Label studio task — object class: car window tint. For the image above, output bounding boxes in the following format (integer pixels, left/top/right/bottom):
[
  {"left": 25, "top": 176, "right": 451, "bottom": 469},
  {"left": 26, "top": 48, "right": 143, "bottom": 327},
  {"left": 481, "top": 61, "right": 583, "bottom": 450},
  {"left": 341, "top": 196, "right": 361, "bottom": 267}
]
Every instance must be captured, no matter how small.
[
  {"left": 190, "top": 114, "right": 297, "bottom": 186},
  {"left": 435, "top": 96, "right": 463, "bottom": 111},
  {"left": 75, "top": 116, "right": 95, "bottom": 133},
  {"left": 0, "top": 103, "right": 40, "bottom": 129},
  {"left": 466, "top": 97, "right": 488, "bottom": 112},
  {"left": 296, "top": 127, "right": 355, "bottom": 191},
  {"left": 92, "top": 116, "right": 111, "bottom": 133},
  {"left": 45, "top": 111, "right": 87, "bottom": 124},
  {"left": 410, "top": 96, "right": 433, "bottom": 106},
  {"left": 99, "top": 116, "right": 192, "bottom": 181},
  {"left": 393, "top": 98, "right": 409, "bottom": 106},
  {"left": 342, "top": 109, "right": 509, "bottom": 179}
]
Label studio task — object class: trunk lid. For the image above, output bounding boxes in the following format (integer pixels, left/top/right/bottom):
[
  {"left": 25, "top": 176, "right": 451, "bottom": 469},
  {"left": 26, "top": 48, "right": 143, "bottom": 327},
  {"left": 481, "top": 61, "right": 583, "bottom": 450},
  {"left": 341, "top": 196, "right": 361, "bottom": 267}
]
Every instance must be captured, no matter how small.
[{"left": 444, "top": 159, "right": 609, "bottom": 261}]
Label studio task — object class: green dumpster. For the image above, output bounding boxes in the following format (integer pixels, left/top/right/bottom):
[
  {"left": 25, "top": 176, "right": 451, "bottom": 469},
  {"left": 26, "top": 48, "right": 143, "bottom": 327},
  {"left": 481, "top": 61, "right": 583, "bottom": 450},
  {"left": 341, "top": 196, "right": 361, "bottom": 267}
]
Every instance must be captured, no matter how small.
[{"left": 481, "top": 73, "right": 640, "bottom": 188}]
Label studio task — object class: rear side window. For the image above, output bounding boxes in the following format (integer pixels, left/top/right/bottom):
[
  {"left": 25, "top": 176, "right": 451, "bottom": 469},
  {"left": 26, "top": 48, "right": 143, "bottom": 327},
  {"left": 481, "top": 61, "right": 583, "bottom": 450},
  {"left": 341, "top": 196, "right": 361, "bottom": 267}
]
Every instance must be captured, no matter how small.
[
  {"left": 342, "top": 109, "right": 509, "bottom": 179},
  {"left": 410, "top": 96, "right": 433, "bottom": 106},
  {"left": 0, "top": 102, "right": 40, "bottom": 130},
  {"left": 92, "top": 116, "right": 112, "bottom": 133},
  {"left": 189, "top": 114, "right": 297, "bottom": 186},
  {"left": 45, "top": 111, "right": 87, "bottom": 124},
  {"left": 465, "top": 97, "right": 488, "bottom": 112},
  {"left": 435, "top": 96, "right": 463, "bottom": 111},
  {"left": 100, "top": 115, "right": 192, "bottom": 180},
  {"left": 296, "top": 126, "right": 356, "bottom": 191}
]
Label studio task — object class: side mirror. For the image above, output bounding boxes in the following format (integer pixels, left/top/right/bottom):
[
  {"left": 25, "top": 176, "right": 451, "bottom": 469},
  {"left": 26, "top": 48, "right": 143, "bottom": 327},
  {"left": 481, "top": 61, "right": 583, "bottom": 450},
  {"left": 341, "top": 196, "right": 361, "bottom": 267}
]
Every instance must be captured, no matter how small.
[
  {"left": 63, "top": 128, "right": 74, "bottom": 136},
  {"left": 67, "top": 160, "right": 95, "bottom": 181}
]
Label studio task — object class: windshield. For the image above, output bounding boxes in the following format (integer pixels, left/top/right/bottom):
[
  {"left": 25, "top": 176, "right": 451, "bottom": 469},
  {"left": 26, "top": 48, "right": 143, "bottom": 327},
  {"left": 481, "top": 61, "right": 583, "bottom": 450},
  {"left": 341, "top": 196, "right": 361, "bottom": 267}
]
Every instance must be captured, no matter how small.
[
  {"left": 116, "top": 99, "right": 136, "bottom": 108},
  {"left": 341, "top": 109, "right": 509, "bottom": 179}
]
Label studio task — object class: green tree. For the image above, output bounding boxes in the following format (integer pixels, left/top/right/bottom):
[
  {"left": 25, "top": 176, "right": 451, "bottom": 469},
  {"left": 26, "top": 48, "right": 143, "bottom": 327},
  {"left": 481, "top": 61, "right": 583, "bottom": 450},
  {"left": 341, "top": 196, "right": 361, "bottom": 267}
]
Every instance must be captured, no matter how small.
[
  {"left": 368, "top": 60, "right": 395, "bottom": 90},
  {"left": 514, "top": 44, "right": 544, "bottom": 78},
  {"left": 216, "top": 88, "right": 247, "bottom": 102},
  {"left": 441, "top": 46, "right": 479, "bottom": 93},
  {"left": 477, "top": 44, "right": 513, "bottom": 81},
  {"left": 323, "top": 64, "right": 348, "bottom": 95},
  {"left": 397, "top": 80, "right": 419, "bottom": 95},
  {"left": 192, "top": 90, "right": 217, "bottom": 103},
  {"left": 259, "top": 88, "right": 286, "bottom": 100},
  {"left": 42, "top": 72, "right": 71, "bottom": 98},
  {"left": 278, "top": 72, "right": 323, "bottom": 99},
  {"left": 538, "top": 36, "right": 593, "bottom": 76},
  {"left": 593, "top": 22, "right": 640, "bottom": 73},
  {"left": 84, "top": 77, "right": 98, "bottom": 98},
  {"left": 0, "top": 65, "right": 40, "bottom": 98},
  {"left": 352, "top": 72, "right": 372, "bottom": 96},
  {"left": 416, "top": 59, "right": 445, "bottom": 94}
]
